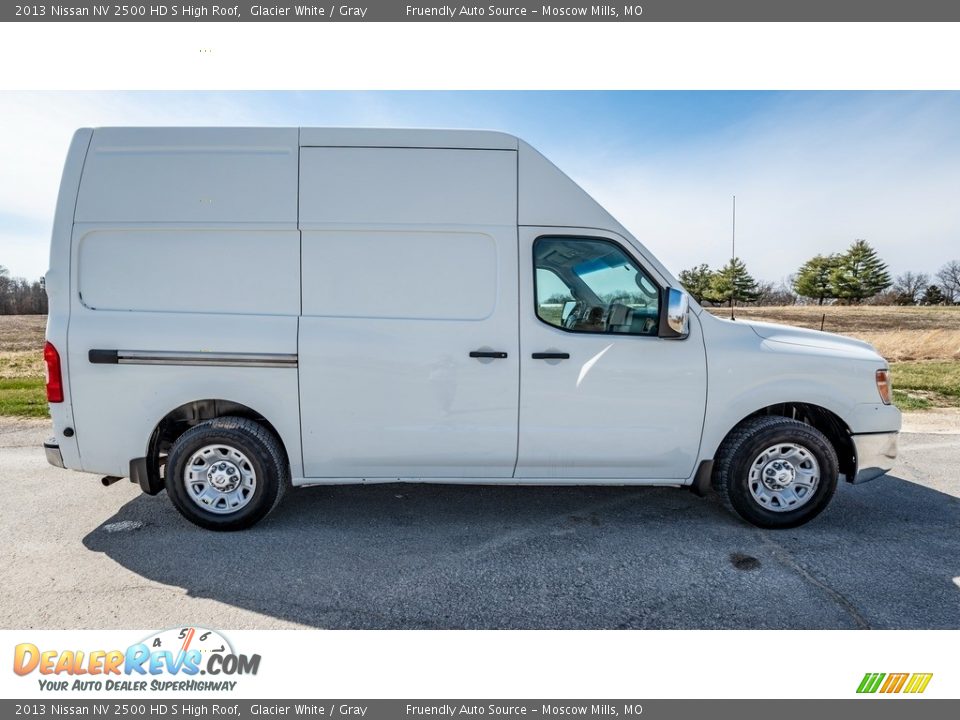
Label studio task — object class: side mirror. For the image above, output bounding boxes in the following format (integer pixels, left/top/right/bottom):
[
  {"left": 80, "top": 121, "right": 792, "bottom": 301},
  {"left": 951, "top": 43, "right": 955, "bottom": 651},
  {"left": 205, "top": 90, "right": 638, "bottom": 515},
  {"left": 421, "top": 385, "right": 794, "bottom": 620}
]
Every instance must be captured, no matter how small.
[
  {"left": 561, "top": 300, "right": 577, "bottom": 323},
  {"left": 659, "top": 287, "right": 690, "bottom": 339}
]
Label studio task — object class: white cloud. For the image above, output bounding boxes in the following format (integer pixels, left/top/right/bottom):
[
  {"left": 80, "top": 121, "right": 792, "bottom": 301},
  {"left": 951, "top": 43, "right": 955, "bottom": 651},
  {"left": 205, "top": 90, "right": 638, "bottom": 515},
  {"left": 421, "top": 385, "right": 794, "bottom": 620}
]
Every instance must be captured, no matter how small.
[{"left": 565, "top": 94, "right": 960, "bottom": 283}]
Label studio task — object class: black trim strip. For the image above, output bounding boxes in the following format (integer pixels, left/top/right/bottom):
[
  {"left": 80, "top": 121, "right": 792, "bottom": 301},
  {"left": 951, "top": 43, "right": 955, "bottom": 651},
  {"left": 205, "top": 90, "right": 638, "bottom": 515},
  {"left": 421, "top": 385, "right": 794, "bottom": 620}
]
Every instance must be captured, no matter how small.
[
  {"left": 88, "top": 349, "right": 118, "bottom": 364},
  {"left": 88, "top": 350, "right": 297, "bottom": 368}
]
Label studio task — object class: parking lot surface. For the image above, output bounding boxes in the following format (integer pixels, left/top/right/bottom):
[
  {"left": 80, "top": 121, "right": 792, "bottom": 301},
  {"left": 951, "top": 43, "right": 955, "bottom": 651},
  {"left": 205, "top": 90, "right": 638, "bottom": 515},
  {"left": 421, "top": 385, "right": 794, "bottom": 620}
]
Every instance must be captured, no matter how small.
[{"left": 1, "top": 419, "right": 957, "bottom": 629}]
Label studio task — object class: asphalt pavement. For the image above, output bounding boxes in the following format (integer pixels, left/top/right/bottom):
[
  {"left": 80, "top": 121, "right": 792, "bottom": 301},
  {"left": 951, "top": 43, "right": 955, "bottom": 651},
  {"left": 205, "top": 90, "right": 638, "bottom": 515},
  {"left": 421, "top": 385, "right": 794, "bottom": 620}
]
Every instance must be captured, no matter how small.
[{"left": 1, "top": 419, "right": 957, "bottom": 629}]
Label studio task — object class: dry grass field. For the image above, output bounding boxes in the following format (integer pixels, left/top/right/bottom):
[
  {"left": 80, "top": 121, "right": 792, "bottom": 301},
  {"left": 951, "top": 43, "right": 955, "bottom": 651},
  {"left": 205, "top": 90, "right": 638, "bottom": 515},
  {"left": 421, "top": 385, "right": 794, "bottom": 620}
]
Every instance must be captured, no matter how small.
[
  {"left": 707, "top": 306, "right": 960, "bottom": 410},
  {"left": 706, "top": 305, "right": 960, "bottom": 362},
  {"left": 0, "top": 314, "right": 46, "bottom": 354},
  {"left": 0, "top": 315, "right": 47, "bottom": 416},
  {"left": 1, "top": 311, "right": 958, "bottom": 416}
]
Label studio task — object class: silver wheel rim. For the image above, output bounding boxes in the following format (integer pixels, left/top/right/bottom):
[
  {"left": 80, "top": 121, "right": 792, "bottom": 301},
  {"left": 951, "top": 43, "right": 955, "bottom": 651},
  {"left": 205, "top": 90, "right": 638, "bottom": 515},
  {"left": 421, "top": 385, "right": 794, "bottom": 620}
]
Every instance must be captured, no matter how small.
[
  {"left": 183, "top": 444, "right": 257, "bottom": 515},
  {"left": 747, "top": 442, "right": 820, "bottom": 513}
]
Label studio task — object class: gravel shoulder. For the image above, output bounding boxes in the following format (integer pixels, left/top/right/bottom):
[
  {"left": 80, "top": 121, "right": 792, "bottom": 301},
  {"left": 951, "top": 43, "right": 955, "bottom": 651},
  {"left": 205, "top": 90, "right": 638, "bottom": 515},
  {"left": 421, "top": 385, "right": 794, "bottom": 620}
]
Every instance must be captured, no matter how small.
[
  {"left": 0, "top": 417, "right": 51, "bottom": 447},
  {"left": 901, "top": 408, "right": 960, "bottom": 434}
]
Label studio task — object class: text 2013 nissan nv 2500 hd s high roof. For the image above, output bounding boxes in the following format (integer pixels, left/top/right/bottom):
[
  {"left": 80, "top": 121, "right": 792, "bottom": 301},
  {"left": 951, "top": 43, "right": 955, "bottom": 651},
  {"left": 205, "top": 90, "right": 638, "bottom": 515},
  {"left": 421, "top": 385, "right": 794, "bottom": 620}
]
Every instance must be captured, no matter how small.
[{"left": 42, "top": 127, "right": 900, "bottom": 530}]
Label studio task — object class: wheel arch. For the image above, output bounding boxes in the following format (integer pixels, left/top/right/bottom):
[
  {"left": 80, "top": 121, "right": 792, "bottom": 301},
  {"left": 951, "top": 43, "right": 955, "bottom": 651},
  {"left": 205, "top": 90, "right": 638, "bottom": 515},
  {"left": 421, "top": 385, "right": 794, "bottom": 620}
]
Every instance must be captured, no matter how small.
[
  {"left": 134, "top": 398, "right": 289, "bottom": 495},
  {"left": 713, "top": 402, "right": 857, "bottom": 482}
]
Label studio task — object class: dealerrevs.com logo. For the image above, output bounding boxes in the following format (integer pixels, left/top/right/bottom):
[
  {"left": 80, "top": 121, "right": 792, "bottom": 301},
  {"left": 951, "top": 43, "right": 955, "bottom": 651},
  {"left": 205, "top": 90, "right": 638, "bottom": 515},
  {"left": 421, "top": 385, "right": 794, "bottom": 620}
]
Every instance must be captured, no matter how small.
[
  {"left": 13, "top": 627, "right": 261, "bottom": 692},
  {"left": 857, "top": 673, "right": 933, "bottom": 694}
]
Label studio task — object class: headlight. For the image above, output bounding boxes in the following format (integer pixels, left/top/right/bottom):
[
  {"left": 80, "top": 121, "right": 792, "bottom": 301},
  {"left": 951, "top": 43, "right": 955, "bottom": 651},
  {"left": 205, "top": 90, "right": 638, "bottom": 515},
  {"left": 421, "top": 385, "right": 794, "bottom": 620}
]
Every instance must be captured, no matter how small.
[{"left": 876, "top": 369, "right": 892, "bottom": 405}]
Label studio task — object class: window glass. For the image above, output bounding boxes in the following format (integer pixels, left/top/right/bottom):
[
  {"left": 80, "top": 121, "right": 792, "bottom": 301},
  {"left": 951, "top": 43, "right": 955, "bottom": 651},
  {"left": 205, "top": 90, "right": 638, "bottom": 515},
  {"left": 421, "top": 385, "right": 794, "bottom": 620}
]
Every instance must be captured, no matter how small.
[{"left": 534, "top": 237, "right": 660, "bottom": 336}]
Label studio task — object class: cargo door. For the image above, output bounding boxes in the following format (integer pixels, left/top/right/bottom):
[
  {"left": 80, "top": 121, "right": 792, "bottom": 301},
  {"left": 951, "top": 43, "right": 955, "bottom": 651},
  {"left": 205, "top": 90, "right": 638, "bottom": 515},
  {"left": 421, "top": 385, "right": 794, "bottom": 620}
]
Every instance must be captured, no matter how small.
[{"left": 298, "top": 146, "right": 520, "bottom": 478}]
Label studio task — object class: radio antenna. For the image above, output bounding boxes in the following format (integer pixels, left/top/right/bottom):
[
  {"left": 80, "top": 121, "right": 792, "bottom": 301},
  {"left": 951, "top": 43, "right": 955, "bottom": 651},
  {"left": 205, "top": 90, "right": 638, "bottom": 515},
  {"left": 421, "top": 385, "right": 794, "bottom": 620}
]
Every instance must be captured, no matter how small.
[{"left": 730, "top": 195, "right": 736, "bottom": 320}]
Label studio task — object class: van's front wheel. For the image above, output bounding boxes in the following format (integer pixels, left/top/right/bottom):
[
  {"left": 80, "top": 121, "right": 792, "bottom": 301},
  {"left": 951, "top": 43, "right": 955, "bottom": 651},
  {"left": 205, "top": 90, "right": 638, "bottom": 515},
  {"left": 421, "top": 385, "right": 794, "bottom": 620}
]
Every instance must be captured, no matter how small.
[
  {"left": 164, "top": 417, "right": 289, "bottom": 531},
  {"left": 713, "top": 416, "right": 838, "bottom": 529}
]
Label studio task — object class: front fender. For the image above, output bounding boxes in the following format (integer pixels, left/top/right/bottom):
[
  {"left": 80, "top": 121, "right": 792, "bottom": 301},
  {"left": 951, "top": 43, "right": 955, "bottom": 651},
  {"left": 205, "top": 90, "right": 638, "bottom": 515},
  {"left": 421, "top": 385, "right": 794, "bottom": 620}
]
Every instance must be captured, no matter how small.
[{"left": 698, "top": 313, "right": 899, "bottom": 464}]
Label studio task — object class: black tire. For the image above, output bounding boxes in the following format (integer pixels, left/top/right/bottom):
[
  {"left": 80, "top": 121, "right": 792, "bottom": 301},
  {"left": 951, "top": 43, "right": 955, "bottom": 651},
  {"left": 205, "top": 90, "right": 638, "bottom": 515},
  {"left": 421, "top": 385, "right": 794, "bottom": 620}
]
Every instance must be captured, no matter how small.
[
  {"left": 164, "top": 416, "right": 289, "bottom": 531},
  {"left": 712, "top": 416, "right": 839, "bottom": 529}
]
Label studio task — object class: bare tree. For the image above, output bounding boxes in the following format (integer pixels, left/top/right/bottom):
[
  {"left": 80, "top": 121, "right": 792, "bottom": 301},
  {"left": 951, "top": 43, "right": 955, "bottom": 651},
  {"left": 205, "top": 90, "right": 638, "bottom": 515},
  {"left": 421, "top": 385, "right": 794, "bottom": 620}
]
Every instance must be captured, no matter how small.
[
  {"left": 865, "top": 288, "right": 899, "bottom": 306},
  {"left": 0, "top": 265, "right": 48, "bottom": 315},
  {"left": 755, "top": 281, "right": 798, "bottom": 306},
  {"left": 936, "top": 260, "right": 960, "bottom": 303},
  {"left": 892, "top": 271, "right": 929, "bottom": 305},
  {"left": 0, "top": 265, "right": 11, "bottom": 314}
]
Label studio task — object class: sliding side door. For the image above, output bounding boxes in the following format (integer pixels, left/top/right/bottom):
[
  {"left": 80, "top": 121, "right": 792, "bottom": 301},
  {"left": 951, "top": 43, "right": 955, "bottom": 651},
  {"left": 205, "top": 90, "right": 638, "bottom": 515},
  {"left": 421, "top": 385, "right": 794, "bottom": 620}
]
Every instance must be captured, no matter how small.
[{"left": 298, "top": 146, "right": 520, "bottom": 479}]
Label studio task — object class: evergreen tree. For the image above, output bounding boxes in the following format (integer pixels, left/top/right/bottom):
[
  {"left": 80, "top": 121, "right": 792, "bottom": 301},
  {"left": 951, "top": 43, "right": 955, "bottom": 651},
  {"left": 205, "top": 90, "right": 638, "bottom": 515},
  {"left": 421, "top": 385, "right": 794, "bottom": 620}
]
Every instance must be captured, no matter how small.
[
  {"left": 678, "top": 263, "right": 717, "bottom": 304},
  {"left": 793, "top": 254, "right": 839, "bottom": 305},
  {"left": 710, "top": 257, "right": 761, "bottom": 307},
  {"left": 830, "top": 239, "right": 892, "bottom": 303},
  {"left": 922, "top": 284, "right": 946, "bottom": 306}
]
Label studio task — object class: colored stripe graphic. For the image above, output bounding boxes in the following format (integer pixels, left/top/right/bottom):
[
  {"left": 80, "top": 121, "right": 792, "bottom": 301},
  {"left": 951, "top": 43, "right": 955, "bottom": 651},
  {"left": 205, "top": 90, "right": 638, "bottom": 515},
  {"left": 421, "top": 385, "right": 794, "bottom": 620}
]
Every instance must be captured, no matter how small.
[
  {"left": 857, "top": 673, "right": 885, "bottom": 693},
  {"left": 904, "top": 673, "right": 933, "bottom": 694},
  {"left": 857, "top": 672, "right": 932, "bottom": 694},
  {"left": 880, "top": 673, "right": 909, "bottom": 693}
]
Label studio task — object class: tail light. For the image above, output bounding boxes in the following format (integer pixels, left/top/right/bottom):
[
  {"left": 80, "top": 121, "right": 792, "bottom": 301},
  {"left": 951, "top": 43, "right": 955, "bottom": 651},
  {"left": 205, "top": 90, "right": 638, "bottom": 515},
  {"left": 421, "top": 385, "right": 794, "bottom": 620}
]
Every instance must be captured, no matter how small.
[
  {"left": 44, "top": 341, "right": 64, "bottom": 403},
  {"left": 876, "top": 369, "right": 891, "bottom": 405}
]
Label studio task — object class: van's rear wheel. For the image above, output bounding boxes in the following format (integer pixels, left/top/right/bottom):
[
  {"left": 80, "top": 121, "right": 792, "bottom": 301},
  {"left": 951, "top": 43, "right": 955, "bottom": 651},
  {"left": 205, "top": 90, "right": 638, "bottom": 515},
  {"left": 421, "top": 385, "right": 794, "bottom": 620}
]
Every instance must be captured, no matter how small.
[
  {"left": 164, "top": 416, "right": 289, "bottom": 531},
  {"left": 713, "top": 416, "right": 838, "bottom": 529}
]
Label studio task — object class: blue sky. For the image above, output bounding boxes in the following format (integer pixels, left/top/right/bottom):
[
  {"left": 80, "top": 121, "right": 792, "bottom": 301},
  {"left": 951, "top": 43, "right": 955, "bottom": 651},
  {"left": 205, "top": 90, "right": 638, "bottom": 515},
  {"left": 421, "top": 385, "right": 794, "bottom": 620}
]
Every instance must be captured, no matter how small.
[{"left": 2, "top": 91, "right": 959, "bottom": 284}]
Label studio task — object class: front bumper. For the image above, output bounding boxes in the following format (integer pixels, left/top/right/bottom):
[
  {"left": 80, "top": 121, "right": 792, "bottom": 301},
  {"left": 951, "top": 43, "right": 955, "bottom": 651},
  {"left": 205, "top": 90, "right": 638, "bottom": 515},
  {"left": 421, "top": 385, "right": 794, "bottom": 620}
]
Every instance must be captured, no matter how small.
[
  {"left": 851, "top": 431, "right": 899, "bottom": 484},
  {"left": 43, "top": 438, "right": 65, "bottom": 469}
]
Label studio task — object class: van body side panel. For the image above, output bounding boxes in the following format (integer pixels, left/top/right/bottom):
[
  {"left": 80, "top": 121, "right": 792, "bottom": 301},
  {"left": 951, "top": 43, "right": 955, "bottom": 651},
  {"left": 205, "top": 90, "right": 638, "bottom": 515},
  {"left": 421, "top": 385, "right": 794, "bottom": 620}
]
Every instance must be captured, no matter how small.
[
  {"left": 76, "top": 227, "right": 299, "bottom": 315},
  {"left": 75, "top": 127, "right": 298, "bottom": 223},
  {"left": 67, "top": 310, "right": 301, "bottom": 477},
  {"left": 67, "top": 128, "right": 303, "bottom": 478},
  {"left": 45, "top": 128, "right": 93, "bottom": 470},
  {"left": 298, "top": 147, "right": 520, "bottom": 478}
]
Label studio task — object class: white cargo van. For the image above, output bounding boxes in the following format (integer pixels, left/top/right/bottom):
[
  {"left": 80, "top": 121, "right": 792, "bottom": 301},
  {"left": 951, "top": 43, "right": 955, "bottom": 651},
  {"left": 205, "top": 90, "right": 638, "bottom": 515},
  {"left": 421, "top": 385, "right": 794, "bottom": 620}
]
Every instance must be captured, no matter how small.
[{"left": 43, "top": 127, "right": 900, "bottom": 530}]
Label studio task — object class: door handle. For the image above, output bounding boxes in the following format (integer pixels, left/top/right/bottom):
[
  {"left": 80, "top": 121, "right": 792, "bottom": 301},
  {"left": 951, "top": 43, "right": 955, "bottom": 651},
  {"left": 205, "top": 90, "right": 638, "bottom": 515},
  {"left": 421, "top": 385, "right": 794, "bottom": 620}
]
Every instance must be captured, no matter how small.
[
  {"left": 532, "top": 352, "right": 570, "bottom": 360},
  {"left": 469, "top": 350, "right": 508, "bottom": 359}
]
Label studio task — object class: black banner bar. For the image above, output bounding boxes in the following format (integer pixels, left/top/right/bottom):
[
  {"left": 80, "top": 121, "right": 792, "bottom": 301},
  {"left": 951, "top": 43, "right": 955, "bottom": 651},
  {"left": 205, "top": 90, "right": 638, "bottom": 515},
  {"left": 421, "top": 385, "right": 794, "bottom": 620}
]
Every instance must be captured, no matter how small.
[{"left": 6, "top": 0, "right": 960, "bottom": 22}]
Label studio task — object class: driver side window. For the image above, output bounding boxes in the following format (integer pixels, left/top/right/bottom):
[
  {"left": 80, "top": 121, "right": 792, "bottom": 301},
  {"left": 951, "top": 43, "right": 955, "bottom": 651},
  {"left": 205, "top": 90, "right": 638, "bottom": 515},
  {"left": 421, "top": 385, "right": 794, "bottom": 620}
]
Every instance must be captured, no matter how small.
[{"left": 534, "top": 237, "right": 661, "bottom": 336}]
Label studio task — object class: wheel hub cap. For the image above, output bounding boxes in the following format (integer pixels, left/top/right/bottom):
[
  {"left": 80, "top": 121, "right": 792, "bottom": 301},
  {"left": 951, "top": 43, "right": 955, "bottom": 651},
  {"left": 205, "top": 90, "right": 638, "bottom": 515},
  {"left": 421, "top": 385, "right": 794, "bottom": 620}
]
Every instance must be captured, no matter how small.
[
  {"left": 206, "top": 461, "right": 241, "bottom": 492},
  {"left": 183, "top": 444, "right": 257, "bottom": 515},
  {"left": 761, "top": 459, "right": 797, "bottom": 490},
  {"left": 747, "top": 442, "right": 821, "bottom": 513}
]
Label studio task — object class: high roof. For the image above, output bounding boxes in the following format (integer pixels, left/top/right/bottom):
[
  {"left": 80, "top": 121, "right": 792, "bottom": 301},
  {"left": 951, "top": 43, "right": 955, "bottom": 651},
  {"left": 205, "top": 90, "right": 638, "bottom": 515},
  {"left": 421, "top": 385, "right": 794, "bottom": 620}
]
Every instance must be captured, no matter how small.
[{"left": 298, "top": 127, "right": 518, "bottom": 150}]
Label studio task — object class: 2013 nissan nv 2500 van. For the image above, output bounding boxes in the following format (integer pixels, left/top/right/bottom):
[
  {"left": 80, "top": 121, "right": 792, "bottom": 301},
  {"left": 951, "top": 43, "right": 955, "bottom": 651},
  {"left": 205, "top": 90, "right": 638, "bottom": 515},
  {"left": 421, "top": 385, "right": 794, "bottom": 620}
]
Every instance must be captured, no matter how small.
[{"left": 43, "top": 127, "right": 900, "bottom": 530}]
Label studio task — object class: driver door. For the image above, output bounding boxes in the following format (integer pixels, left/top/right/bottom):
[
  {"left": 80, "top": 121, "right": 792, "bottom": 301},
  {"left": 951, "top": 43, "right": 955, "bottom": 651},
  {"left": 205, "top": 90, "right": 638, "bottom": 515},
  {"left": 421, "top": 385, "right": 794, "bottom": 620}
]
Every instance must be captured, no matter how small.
[{"left": 516, "top": 227, "right": 707, "bottom": 480}]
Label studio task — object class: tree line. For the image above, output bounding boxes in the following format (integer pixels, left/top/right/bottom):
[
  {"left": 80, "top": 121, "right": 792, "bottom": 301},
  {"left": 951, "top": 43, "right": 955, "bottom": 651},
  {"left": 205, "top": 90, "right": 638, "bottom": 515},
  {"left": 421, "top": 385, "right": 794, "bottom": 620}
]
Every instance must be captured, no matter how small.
[
  {"left": 678, "top": 240, "right": 960, "bottom": 307},
  {"left": 0, "top": 265, "right": 49, "bottom": 315}
]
